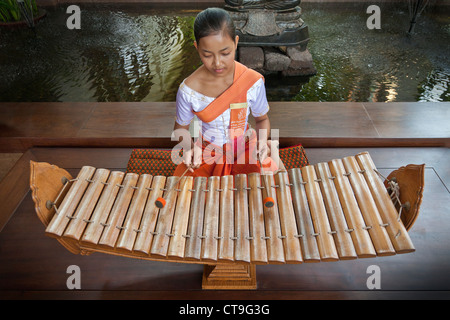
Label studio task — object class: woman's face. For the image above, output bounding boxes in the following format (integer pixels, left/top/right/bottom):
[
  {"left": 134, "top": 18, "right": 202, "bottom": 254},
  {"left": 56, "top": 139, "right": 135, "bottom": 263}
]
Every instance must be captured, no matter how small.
[{"left": 195, "top": 32, "right": 239, "bottom": 79}]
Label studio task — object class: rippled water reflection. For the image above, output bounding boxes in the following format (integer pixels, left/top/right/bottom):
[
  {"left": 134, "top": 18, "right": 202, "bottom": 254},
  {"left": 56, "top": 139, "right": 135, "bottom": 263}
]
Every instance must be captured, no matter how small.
[
  {"left": 0, "top": 5, "right": 201, "bottom": 102},
  {"left": 287, "top": 3, "right": 450, "bottom": 102},
  {"left": 0, "top": 3, "right": 448, "bottom": 102}
]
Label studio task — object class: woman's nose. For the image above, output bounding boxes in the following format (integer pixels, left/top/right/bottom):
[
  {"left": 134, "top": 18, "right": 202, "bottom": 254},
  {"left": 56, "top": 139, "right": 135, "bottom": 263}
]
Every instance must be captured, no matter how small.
[{"left": 213, "top": 56, "right": 221, "bottom": 67}]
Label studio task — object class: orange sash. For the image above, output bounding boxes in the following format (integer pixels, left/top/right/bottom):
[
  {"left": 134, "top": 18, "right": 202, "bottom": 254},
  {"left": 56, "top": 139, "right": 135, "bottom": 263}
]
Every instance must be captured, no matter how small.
[{"left": 193, "top": 61, "right": 263, "bottom": 123}]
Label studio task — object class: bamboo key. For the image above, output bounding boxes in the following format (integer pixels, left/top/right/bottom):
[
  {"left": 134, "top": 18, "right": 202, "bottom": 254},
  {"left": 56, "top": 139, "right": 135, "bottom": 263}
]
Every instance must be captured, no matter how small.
[{"left": 155, "top": 164, "right": 192, "bottom": 208}]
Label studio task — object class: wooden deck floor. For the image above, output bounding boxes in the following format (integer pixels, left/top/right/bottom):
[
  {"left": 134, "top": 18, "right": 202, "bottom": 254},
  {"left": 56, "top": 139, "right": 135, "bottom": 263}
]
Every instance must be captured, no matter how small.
[{"left": 0, "top": 101, "right": 449, "bottom": 302}]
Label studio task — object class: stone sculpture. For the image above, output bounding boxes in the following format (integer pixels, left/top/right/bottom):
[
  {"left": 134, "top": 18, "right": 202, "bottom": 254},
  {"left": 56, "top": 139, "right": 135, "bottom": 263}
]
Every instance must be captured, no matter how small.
[{"left": 224, "top": 0, "right": 316, "bottom": 76}]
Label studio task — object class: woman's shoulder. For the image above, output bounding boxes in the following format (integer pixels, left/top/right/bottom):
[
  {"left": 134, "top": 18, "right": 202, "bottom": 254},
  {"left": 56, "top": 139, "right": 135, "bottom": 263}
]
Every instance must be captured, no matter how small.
[
  {"left": 184, "top": 66, "right": 207, "bottom": 93},
  {"left": 178, "top": 70, "right": 215, "bottom": 105},
  {"left": 247, "top": 77, "right": 265, "bottom": 97}
]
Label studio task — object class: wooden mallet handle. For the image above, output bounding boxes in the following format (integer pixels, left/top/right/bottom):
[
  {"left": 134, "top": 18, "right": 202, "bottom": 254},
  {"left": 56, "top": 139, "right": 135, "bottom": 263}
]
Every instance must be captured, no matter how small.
[
  {"left": 155, "top": 164, "right": 192, "bottom": 208},
  {"left": 258, "top": 146, "right": 275, "bottom": 208}
]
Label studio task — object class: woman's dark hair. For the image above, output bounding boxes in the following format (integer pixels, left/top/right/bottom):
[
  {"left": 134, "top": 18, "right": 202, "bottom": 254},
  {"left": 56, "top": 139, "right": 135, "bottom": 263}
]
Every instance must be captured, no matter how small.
[{"left": 194, "top": 8, "right": 236, "bottom": 43}]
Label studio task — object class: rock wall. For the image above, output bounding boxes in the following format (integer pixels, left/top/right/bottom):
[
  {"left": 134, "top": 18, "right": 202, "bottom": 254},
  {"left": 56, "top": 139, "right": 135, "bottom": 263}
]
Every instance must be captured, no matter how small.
[{"left": 238, "top": 45, "right": 316, "bottom": 76}]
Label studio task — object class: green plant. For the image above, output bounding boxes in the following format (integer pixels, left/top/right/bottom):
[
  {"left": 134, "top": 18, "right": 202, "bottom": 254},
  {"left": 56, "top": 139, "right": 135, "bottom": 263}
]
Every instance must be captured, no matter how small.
[{"left": 0, "top": 0, "right": 38, "bottom": 23}]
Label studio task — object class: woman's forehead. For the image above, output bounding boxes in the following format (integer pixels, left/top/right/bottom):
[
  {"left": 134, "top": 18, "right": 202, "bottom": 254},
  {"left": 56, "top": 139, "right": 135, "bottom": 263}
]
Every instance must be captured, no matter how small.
[{"left": 197, "top": 31, "right": 235, "bottom": 49}]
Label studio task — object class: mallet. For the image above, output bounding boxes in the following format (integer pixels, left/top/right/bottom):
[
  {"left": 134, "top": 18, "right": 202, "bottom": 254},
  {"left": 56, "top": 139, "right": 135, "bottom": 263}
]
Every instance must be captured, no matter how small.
[
  {"left": 258, "top": 148, "right": 275, "bottom": 209},
  {"left": 155, "top": 164, "right": 192, "bottom": 209}
]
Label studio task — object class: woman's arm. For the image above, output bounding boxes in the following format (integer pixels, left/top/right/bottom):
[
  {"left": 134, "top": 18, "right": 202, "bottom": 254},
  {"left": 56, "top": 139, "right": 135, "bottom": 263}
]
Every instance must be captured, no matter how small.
[
  {"left": 254, "top": 113, "right": 270, "bottom": 157},
  {"left": 255, "top": 113, "right": 270, "bottom": 142},
  {"left": 173, "top": 121, "right": 190, "bottom": 132},
  {"left": 254, "top": 113, "right": 285, "bottom": 172}
]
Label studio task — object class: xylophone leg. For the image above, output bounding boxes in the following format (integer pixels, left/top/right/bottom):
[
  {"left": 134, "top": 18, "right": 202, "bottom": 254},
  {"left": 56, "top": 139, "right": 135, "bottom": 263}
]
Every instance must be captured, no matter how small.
[{"left": 202, "top": 264, "right": 257, "bottom": 290}]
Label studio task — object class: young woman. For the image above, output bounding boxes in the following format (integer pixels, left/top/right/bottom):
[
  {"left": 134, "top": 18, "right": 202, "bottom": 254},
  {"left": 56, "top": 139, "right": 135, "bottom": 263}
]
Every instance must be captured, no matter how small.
[{"left": 173, "top": 7, "right": 282, "bottom": 177}]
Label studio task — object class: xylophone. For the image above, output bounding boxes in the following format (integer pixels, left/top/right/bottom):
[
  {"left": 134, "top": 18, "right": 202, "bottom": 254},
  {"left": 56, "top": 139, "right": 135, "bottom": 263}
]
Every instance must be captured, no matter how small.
[{"left": 29, "top": 151, "right": 424, "bottom": 289}]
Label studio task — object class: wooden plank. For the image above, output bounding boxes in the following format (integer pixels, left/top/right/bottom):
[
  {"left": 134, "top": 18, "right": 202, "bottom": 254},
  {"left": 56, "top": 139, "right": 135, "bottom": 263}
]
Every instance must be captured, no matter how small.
[
  {"left": 218, "top": 175, "right": 234, "bottom": 262},
  {"left": 150, "top": 176, "right": 179, "bottom": 257},
  {"left": 115, "top": 174, "right": 153, "bottom": 252},
  {"left": 63, "top": 168, "right": 111, "bottom": 241},
  {"left": 98, "top": 173, "right": 139, "bottom": 248},
  {"left": 342, "top": 156, "right": 396, "bottom": 256},
  {"left": 234, "top": 174, "right": 251, "bottom": 263},
  {"left": 184, "top": 177, "right": 207, "bottom": 261},
  {"left": 355, "top": 152, "right": 415, "bottom": 253},
  {"left": 132, "top": 176, "right": 166, "bottom": 254},
  {"left": 45, "top": 166, "right": 96, "bottom": 238},
  {"left": 301, "top": 165, "right": 339, "bottom": 261},
  {"left": 201, "top": 176, "right": 220, "bottom": 262},
  {"left": 315, "top": 162, "right": 357, "bottom": 260},
  {"left": 328, "top": 159, "right": 377, "bottom": 258},
  {"left": 261, "top": 173, "right": 285, "bottom": 264},
  {"left": 1, "top": 102, "right": 449, "bottom": 153},
  {"left": 274, "top": 171, "right": 303, "bottom": 263},
  {"left": 288, "top": 168, "right": 321, "bottom": 262},
  {"left": 247, "top": 173, "right": 268, "bottom": 264},
  {"left": 80, "top": 171, "right": 125, "bottom": 245},
  {"left": 0, "top": 150, "right": 36, "bottom": 232},
  {"left": 167, "top": 176, "right": 194, "bottom": 259}
]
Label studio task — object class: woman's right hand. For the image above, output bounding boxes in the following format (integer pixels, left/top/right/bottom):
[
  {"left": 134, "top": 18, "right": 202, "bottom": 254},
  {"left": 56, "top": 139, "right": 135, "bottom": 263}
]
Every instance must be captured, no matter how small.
[
  {"left": 183, "top": 144, "right": 202, "bottom": 172},
  {"left": 173, "top": 122, "right": 202, "bottom": 173}
]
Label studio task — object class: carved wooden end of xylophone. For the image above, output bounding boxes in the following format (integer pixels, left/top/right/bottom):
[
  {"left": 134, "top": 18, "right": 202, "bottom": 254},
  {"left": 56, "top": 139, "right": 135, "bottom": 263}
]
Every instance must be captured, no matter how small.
[{"left": 29, "top": 151, "right": 423, "bottom": 290}]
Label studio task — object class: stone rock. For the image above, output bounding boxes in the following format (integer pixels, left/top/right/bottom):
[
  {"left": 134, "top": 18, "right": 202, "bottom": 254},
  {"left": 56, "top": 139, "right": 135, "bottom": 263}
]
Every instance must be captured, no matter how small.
[
  {"left": 286, "top": 46, "right": 314, "bottom": 70},
  {"left": 264, "top": 48, "right": 291, "bottom": 71},
  {"left": 239, "top": 47, "right": 265, "bottom": 70},
  {"left": 241, "top": 10, "right": 281, "bottom": 37}
]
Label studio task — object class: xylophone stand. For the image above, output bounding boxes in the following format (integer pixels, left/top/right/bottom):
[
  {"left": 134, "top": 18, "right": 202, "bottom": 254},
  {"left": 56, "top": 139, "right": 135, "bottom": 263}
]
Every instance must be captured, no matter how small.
[{"left": 202, "top": 264, "right": 257, "bottom": 290}]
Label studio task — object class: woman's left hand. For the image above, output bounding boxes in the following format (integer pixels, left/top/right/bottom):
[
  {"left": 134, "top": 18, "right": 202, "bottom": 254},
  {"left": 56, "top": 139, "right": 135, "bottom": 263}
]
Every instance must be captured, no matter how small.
[{"left": 257, "top": 139, "right": 271, "bottom": 164}]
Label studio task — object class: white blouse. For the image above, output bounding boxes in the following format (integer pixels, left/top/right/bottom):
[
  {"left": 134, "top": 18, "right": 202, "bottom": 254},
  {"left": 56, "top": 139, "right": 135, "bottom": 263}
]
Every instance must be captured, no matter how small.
[{"left": 175, "top": 78, "right": 270, "bottom": 146}]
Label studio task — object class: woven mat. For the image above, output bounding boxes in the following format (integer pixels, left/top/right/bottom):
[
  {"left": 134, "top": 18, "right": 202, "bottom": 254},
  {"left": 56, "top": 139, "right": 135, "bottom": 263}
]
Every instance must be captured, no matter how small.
[{"left": 126, "top": 144, "right": 309, "bottom": 176}]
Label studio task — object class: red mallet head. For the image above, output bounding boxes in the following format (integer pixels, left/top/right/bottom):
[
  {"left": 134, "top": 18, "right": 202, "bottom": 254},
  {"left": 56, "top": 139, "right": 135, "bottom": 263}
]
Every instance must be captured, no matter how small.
[
  {"left": 263, "top": 197, "right": 275, "bottom": 208},
  {"left": 155, "top": 197, "right": 166, "bottom": 209}
]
